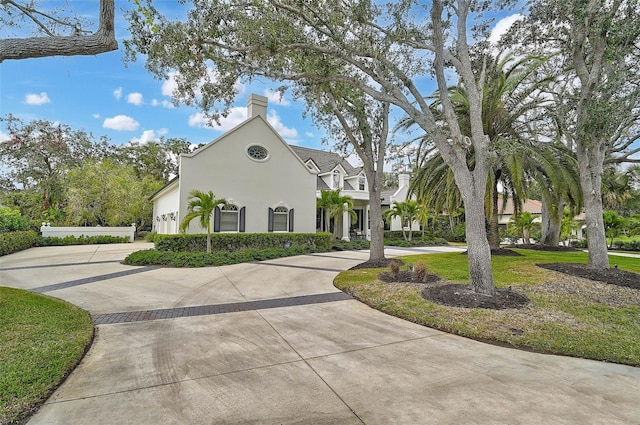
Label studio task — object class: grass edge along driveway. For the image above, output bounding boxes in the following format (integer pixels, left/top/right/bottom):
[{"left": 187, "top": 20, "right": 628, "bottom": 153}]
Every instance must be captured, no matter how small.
[
  {"left": 334, "top": 249, "right": 640, "bottom": 367},
  {"left": 0, "top": 287, "right": 94, "bottom": 425}
]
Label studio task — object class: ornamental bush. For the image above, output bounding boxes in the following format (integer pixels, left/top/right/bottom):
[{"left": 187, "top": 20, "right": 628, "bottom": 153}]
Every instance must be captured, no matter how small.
[
  {"left": 36, "top": 235, "right": 130, "bottom": 246},
  {"left": 153, "top": 232, "right": 332, "bottom": 253},
  {"left": 0, "top": 231, "right": 38, "bottom": 256},
  {"left": 0, "top": 208, "right": 30, "bottom": 233},
  {"left": 124, "top": 245, "right": 322, "bottom": 267}
]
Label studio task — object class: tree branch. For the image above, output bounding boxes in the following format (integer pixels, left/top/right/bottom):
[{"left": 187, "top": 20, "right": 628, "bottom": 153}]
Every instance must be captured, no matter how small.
[{"left": 0, "top": 0, "right": 118, "bottom": 62}]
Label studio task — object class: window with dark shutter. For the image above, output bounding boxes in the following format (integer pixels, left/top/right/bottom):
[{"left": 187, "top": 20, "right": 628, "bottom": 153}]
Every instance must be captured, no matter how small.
[{"left": 288, "top": 208, "right": 294, "bottom": 232}]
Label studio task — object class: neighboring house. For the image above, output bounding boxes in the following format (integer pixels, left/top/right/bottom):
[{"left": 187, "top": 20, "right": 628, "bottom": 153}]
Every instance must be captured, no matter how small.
[
  {"left": 497, "top": 198, "right": 543, "bottom": 227},
  {"left": 151, "top": 94, "right": 317, "bottom": 235}
]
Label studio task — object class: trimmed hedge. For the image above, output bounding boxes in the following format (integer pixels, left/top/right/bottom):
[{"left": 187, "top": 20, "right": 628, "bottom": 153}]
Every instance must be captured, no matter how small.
[
  {"left": 571, "top": 239, "right": 640, "bottom": 251},
  {"left": 0, "top": 231, "right": 38, "bottom": 256},
  {"left": 36, "top": 235, "right": 130, "bottom": 246},
  {"left": 154, "top": 232, "right": 332, "bottom": 253},
  {"left": 124, "top": 246, "right": 323, "bottom": 267}
]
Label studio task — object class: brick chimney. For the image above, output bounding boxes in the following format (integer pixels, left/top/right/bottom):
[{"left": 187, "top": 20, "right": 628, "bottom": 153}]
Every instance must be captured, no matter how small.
[{"left": 247, "top": 94, "right": 268, "bottom": 119}]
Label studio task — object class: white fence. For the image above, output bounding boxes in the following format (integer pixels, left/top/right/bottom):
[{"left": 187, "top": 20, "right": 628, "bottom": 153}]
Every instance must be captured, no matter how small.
[{"left": 40, "top": 224, "right": 136, "bottom": 243}]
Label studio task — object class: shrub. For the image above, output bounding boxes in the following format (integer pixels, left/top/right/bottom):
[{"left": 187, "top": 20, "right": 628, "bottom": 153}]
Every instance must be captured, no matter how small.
[
  {"left": 389, "top": 262, "right": 400, "bottom": 279},
  {"left": 570, "top": 239, "right": 588, "bottom": 249},
  {"left": 124, "top": 245, "right": 322, "bottom": 267},
  {"left": 332, "top": 239, "right": 371, "bottom": 251},
  {"left": 0, "top": 208, "right": 30, "bottom": 233},
  {"left": 413, "top": 263, "right": 427, "bottom": 282},
  {"left": 0, "top": 231, "right": 38, "bottom": 256},
  {"left": 36, "top": 235, "right": 130, "bottom": 246},
  {"left": 153, "top": 232, "right": 332, "bottom": 253}
]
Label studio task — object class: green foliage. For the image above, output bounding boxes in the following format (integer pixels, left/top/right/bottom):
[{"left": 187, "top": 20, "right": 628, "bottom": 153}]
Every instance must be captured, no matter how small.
[
  {"left": 0, "top": 230, "right": 38, "bottom": 256},
  {"left": 124, "top": 245, "right": 323, "bottom": 267},
  {"left": 384, "top": 200, "right": 421, "bottom": 241},
  {"left": 180, "top": 190, "right": 227, "bottom": 254},
  {"left": 36, "top": 235, "right": 130, "bottom": 246},
  {"left": 0, "top": 207, "right": 30, "bottom": 232},
  {"left": 65, "top": 159, "right": 162, "bottom": 228},
  {"left": 316, "top": 189, "right": 357, "bottom": 238},
  {"left": 154, "top": 232, "right": 332, "bottom": 253},
  {"left": 0, "top": 287, "right": 93, "bottom": 425}
]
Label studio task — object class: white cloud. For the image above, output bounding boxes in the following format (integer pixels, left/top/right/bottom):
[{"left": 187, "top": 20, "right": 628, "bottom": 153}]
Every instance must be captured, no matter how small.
[
  {"left": 0, "top": 130, "right": 10, "bottom": 142},
  {"left": 24, "top": 92, "right": 50, "bottom": 105},
  {"left": 103, "top": 115, "right": 139, "bottom": 131},
  {"left": 189, "top": 107, "right": 247, "bottom": 131},
  {"left": 127, "top": 92, "right": 143, "bottom": 106},
  {"left": 93, "top": 113, "right": 101, "bottom": 119},
  {"left": 129, "top": 128, "right": 169, "bottom": 145},
  {"left": 264, "top": 89, "right": 291, "bottom": 106},
  {"left": 188, "top": 108, "right": 298, "bottom": 142},
  {"left": 151, "top": 98, "right": 175, "bottom": 108},
  {"left": 305, "top": 131, "right": 314, "bottom": 138},
  {"left": 490, "top": 14, "right": 524, "bottom": 44},
  {"left": 113, "top": 87, "right": 123, "bottom": 100},
  {"left": 267, "top": 110, "right": 297, "bottom": 139}
]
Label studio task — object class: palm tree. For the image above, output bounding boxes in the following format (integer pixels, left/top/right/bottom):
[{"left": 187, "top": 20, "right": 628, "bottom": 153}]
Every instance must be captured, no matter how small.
[
  {"left": 513, "top": 211, "right": 536, "bottom": 244},
  {"left": 316, "top": 189, "right": 356, "bottom": 240},
  {"left": 384, "top": 200, "right": 420, "bottom": 241},
  {"left": 403, "top": 52, "right": 577, "bottom": 249},
  {"left": 180, "top": 189, "right": 227, "bottom": 253}
]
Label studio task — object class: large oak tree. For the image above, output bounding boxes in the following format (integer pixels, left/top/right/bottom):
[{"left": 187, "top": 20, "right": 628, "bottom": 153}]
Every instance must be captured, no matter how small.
[{"left": 126, "top": 0, "right": 515, "bottom": 295}]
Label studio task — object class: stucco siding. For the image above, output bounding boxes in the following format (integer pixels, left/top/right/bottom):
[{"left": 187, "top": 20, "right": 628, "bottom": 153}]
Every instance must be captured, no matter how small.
[{"left": 178, "top": 117, "right": 316, "bottom": 234}]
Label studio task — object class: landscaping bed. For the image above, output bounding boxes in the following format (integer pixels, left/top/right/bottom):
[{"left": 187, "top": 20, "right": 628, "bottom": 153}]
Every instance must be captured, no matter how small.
[{"left": 334, "top": 249, "right": 640, "bottom": 366}]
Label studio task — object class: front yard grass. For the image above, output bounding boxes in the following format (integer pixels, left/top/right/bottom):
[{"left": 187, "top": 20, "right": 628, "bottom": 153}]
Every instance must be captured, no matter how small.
[
  {"left": 0, "top": 288, "right": 94, "bottom": 425},
  {"left": 334, "top": 249, "right": 640, "bottom": 366}
]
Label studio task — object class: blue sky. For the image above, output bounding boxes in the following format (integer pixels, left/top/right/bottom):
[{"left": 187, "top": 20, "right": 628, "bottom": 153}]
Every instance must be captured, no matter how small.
[{"left": 0, "top": 2, "right": 519, "bottom": 154}]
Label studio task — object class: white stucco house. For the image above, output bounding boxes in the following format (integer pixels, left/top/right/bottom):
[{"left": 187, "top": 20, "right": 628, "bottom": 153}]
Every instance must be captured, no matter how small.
[
  {"left": 151, "top": 94, "right": 413, "bottom": 240},
  {"left": 151, "top": 94, "right": 317, "bottom": 235}
]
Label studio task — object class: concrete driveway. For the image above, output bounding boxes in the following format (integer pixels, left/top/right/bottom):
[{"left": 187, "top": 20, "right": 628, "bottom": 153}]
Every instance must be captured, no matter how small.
[{"left": 1, "top": 243, "right": 639, "bottom": 424}]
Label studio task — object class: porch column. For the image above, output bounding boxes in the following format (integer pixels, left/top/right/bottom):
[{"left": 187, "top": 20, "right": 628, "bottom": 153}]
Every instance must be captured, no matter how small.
[
  {"left": 366, "top": 205, "right": 371, "bottom": 241},
  {"left": 342, "top": 203, "right": 350, "bottom": 241}
]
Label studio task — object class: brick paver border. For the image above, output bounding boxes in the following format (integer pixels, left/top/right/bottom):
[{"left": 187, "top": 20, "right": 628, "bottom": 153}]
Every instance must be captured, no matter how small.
[{"left": 92, "top": 292, "right": 353, "bottom": 325}]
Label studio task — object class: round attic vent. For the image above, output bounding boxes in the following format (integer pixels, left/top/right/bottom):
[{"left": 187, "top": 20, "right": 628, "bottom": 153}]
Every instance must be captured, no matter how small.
[{"left": 247, "top": 145, "right": 269, "bottom": 161}]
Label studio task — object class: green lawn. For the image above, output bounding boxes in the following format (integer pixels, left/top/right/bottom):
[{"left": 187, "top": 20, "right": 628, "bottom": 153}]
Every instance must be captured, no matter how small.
[
  {"left": 335, "top": 249, "right": 640, "bottom": 366},
  {"left": 0, "top": 288, "right": 94, "bottom": 425}
]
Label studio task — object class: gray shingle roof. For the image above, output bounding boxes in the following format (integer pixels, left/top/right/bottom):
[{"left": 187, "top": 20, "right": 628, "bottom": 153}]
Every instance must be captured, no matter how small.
[{"left": 290, "top": 145, "right": 360, "bottom": 176}]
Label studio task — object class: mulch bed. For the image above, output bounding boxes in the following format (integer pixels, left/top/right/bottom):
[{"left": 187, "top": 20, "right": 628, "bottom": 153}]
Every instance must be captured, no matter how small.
[
  {"left": 422, "top": 284, "right": 530, "bottom": 309},
  {"left": 349, "top": 258, "right": 403, "bottom": 270},
  {"left": 537, "top": 263, "right": 640, "bottom": 290},
  {"left": 378, "top": 270, "right": 441, "bottom": 284}
]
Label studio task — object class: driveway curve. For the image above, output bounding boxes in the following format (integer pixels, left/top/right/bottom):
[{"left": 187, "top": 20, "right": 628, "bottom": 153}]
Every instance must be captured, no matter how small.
[{"left": 1, "top": 243, "right": 639, "bottom": 424}]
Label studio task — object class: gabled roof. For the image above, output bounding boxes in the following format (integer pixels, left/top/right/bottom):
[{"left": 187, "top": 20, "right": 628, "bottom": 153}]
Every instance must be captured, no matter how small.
[
  {"left": 380, "top": 189, "right": 397, "bottom": 206},
  {"left": 498, "top": 198, "right": 543, "bottom": 215},
  {"left": 290, "top": 145, "right": 359, "bottom": 176}
]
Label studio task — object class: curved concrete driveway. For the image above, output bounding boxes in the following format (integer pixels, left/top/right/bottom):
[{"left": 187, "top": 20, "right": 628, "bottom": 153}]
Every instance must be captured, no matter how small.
[{"left": 1, "top": 243, "right": 639, "bottom": 424}]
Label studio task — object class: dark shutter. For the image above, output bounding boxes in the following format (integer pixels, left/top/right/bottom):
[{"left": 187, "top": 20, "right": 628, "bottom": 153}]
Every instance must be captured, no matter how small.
[
  {"left": 239, "top": 207, "right": 246, "bottom": 232},
  {"left": 268, "top": 207, "right": 274, "bottom": 232},
  {"left": 213, "top": 206, "right": 221, "bottom": 233},
  {"left": 288, "top": 208, "right": 294, "bottom": 232}
]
